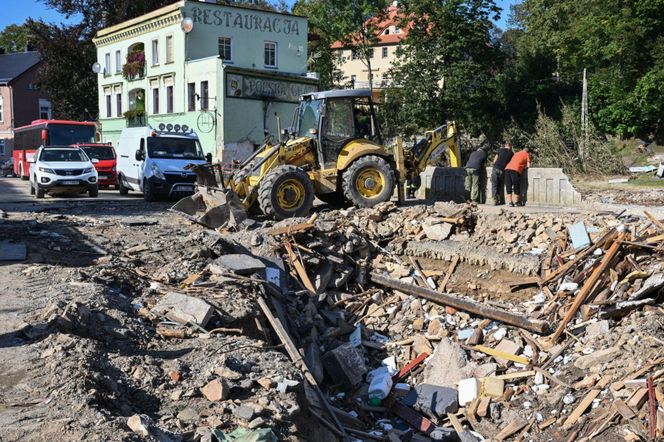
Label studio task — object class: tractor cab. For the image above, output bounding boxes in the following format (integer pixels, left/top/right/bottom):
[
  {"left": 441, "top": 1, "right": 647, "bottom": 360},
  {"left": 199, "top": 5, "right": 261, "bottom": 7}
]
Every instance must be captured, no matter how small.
[{"left": 293, "top": 89, "right": 382, "bottom": 169}]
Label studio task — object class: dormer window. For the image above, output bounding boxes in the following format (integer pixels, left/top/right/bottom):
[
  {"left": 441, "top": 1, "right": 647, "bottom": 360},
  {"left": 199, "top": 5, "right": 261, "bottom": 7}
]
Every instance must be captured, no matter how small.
[{"left": 383, "top": 28, "right": 390, "bottom": 35}]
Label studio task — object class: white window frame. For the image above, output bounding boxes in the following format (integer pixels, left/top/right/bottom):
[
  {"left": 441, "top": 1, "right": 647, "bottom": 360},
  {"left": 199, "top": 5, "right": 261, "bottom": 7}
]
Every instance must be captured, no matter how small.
[
  {"left": 115, "top": 88, "right": 122, "bottom": 118},
  {"left": 115, "top": 50, "right": 121, "bottom": 74},
  {"left": 151, "top": 39, "right": 159, "bottom": 66},
  {"left": 218, "top": 36, "right": 233, "bottom": 62},
  {"left": 264, "top": 41, "right": 277, "bottom": 68},
  {"left": 165, "top": 35, "right": 174, "bottom": 64},
  {"left": 152, "top": 86, "right": 160, "bottom": 115},
  {"left": 39, "top": 99, "right": 52, "bottom": 120},
  {"left": 104, "top": 88, "right": 112, "bottom": 118},
  {"left": 187, "top": 82, "right": 196, "bottom": 112},
  {"left": 104, "top": 53, "right": 111, "bottom": 75},
  {"left": 0, "top": 96, "right": 3, "bottom": 123}
]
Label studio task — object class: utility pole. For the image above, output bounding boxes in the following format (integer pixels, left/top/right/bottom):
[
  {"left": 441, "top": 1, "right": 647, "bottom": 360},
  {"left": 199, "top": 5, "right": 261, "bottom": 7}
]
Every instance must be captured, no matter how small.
[{"left": 580, "top": 68, "right": 588, "bottom": 159}]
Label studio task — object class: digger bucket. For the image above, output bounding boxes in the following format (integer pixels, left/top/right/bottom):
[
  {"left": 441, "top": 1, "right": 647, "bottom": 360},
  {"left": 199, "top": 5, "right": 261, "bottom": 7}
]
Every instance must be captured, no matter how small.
[{"left": 171, "top": 186, "right": 247, "bottom": 229}]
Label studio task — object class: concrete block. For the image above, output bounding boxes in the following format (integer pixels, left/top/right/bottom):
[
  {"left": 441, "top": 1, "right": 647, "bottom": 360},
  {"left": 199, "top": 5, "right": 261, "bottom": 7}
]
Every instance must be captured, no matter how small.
[
  {"left": 403, "top": 383, "right": 459, "bottom": 418},
  {"left": 211, "top": 253, "right": 266, "bottom": 275},
  {"left": 585, "top": 320, "right": 610, "bottom": 337},
  {"left": 416, "top": 166, "right": 583, "bottom": 206},
  {"left": 152, "top": 292, "right": 214, "bottom": 327},
  {"left": 480, "top": 377, "right": 505, "bottom": 398},
  {"left": 574, "top": 346, "right": 621, "bottom": 369},
  {"left": 322, "top": 343, "right": 367, "bottom": 388}
]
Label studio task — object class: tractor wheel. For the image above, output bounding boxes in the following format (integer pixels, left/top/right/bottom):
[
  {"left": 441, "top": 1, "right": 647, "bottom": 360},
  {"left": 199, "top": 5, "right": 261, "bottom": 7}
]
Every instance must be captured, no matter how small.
[
  {"left": 316, "top": 191, "right": 347, "bottom": 207},
  {"left": 258, "top": 165, "right": 314, "bottom": 221},
  {"left": 342, "top": 155, "right": 395, "bottom": 208}
]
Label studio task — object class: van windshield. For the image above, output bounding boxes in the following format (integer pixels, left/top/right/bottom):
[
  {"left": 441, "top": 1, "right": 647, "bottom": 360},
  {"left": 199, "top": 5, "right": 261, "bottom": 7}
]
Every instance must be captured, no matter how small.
[{"left": 147, "top": 137, "right": 204, "bottom": 160}]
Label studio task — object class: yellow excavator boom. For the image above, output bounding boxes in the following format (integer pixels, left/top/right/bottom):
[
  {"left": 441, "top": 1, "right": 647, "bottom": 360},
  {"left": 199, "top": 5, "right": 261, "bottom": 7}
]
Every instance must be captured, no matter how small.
[{"left": 416, "top": 121, "right": 461, "bottom": 172}]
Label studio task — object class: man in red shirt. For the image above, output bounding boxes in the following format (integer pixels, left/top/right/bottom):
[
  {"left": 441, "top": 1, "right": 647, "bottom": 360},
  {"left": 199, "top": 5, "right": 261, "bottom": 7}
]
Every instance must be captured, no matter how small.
[{"left": 504, "top": 148, "right": 531, "bottom": 207}]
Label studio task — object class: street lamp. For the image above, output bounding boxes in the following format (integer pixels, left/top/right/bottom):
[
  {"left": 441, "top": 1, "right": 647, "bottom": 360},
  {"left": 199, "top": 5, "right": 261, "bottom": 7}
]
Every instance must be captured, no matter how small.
[
  {"left": 91, "top": 62, "right": 102, "bottom": 74},
  {"left": 181, "top": 17, "right": 194, "bottom": 33}
]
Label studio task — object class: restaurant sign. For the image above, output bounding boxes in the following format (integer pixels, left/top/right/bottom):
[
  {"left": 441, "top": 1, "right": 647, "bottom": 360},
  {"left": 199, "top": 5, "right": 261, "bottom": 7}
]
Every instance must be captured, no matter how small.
[{"left": 226, "top": 73, "right": 317, "bottom": 103}]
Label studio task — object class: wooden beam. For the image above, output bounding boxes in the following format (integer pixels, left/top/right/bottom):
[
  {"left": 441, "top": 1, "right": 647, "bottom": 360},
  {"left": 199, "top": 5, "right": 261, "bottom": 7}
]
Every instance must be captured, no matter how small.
[
  {"left": 644, "top": 211, "right": 664, "bottom": 231},
  {"left": 550, "top": 232, "right": 626, "bottom": 342},
  {"left": 439, "top": 255, "right": 459, "bottom": 293},
  {"left": 471, "top": 345, "right": 530, "bottom": 365},
  {"left": 283, "top": 241, "right": 316, "bottom": 294},
  {"left": 563, "top": 389, "right": 601, "bottom": 429}
]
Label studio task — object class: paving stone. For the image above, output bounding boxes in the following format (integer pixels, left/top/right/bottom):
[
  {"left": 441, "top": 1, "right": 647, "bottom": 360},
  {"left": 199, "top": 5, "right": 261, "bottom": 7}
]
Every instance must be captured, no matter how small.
[{"left": 151, "top": 292, "right": 214, "bottom": 327}]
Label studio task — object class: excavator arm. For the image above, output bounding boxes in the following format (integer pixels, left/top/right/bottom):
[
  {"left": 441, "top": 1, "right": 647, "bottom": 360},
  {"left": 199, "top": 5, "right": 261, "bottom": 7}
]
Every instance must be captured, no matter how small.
[{"left": 412, "top": 122, "right": 461, "bottom": 172}]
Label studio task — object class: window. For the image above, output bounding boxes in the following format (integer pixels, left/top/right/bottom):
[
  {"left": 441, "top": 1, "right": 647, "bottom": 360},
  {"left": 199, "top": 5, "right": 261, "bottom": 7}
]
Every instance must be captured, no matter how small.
[
  {"left": 104, "top": 89, "right": 112, "bottom": 118},
  {"left": 395, "top": 27, "right": 402, "bottom": 34},
  {"left": 166, "top": 86, "right": 174, "bottom": 114},
  {"left": 350, "top": 74, "right": 357, "bottom": 83},
  {"left": 115, "top": 50, "right": 121, "bottom": 74},
  {"left": 104, "top": 53, "right": 111, "bottom": 75},
  {"left": 115, "top": 91, "right": 122, "bottom": 117},
  {"left": 151, "top": 39, "right": 159, "bottom": 65},
  {"left": 383, "top": 28, "right": 390, "bottom": 35},
  {"left": 152, "top": 86, "right": 159, "bottom": 114},
  {"left": 39, "top": 99, "right": 52, "bottom": 120},
  {"left": 382, "top": 47, "right": 388, "bottom": 58},
  {"left": 165, "top": 35, "right": 174, "bottom": 63},
  {"left": 218, "top": 37, "right": 232, "bottom": 62},
  {"left": 264, "top": 41, "right": 277, "bottom": 68},
  {"left": 0, "top": 140, "right": 4, "bottom": 155},
  {"left": 368, "top": 48, "right": 374, "bottom": 59},
  {"left": 0, "top": 96, "right": 3, "bottom": 123},
  {"left": 200, "top": 81, "right": 209, "bottom": 110},
  {"left": 351, "top": 50, "right": 358, "bottom": 60},
  {"left": 187, "top": 83, "right": 196, "bottom": 112}
]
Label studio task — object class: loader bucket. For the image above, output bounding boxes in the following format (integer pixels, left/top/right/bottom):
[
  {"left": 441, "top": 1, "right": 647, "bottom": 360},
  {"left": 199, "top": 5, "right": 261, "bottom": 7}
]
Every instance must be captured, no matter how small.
[{"left": 171, "top": 186, "right": 247, "bottom": 229}]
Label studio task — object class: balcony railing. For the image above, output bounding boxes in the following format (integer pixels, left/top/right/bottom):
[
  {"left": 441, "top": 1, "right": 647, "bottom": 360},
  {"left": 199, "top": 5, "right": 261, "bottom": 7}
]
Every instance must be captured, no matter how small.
[{"left": 126, "top": 114, "right": 147, "bottom": 128}]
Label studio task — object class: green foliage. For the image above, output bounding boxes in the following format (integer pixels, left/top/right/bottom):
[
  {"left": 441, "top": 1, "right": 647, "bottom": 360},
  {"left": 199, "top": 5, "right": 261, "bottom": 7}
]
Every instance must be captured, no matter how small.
[
  {"left": 0, "top": 24, "right": 31, "bottom": 53},
  {"left": 386, "top": 0, "right": 504, "bottom": 140}
]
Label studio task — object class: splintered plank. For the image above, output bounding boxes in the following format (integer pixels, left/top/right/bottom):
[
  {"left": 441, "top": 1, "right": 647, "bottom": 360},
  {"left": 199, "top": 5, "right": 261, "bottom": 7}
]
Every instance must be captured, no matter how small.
[
  {"left": 471, "top": 345, "right": 530, "bottom": 366},
  {"left": 438, "top": 255, "right": 459, "bottom": 292},
  {"left": 563, "top": 389, "right": 601, "bottom": 429},
  {"left": 495, "top": 420, "right": 528, "bottom": 441},
  {"left": 283, "top": 241, "right": 316, "bottom": 294}
]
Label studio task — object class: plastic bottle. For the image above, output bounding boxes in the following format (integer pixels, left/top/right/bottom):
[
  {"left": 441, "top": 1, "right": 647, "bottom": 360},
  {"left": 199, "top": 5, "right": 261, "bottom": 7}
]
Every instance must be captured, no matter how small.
[{"left": 368, "top": 370, "right": 393, "bottom": 400}]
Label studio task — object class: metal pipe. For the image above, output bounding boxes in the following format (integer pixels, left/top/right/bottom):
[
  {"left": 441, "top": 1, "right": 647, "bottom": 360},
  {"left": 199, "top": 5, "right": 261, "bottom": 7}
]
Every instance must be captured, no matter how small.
[{"left": 370, "top": 273, "right": 549, "bottom": 334}]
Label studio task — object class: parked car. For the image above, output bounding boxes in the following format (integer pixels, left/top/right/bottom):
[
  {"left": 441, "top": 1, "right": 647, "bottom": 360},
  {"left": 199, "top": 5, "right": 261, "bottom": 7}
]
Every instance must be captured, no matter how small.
[
  {"left": 76, "top": 143, "right": 118, "bottom": 189},
  {"left": 116, "top": 124, "right": 207, "bottom": 201},
  {"left": 28, "top": 146, "right": 99, "bottom": 198},
  {"left": 1, "top": 158, "right": 15, "bottom": 177}
]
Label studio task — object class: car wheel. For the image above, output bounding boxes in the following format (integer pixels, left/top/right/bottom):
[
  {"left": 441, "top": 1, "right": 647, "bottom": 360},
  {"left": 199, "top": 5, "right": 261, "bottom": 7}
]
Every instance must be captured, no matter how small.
[
  {"left": 36, "top": 186, "right": 45, "bottom": 199},
  {"left": 19, "top": 163, "right": 28, "bottom": 180},
  {"left": 118, "top": 175, "right": 129, "bottom": 195},
  {"left": 143, "top": 180, "right": 156, "bottom": 202},
  {"left": 30, "top": 178, "right": 35, "bottom": 195},
  {"left": 89, "top": 185, "right": 99, "bottom": 198}
]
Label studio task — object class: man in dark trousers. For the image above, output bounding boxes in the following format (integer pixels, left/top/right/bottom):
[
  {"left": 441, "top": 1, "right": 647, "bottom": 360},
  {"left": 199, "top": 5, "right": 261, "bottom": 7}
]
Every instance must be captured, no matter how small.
[
  {"left": 491, "top": 142, "right": 514, "bottom": 205},
  {"left": 464, "top": 146, "right": 487, "bottom": 203}
]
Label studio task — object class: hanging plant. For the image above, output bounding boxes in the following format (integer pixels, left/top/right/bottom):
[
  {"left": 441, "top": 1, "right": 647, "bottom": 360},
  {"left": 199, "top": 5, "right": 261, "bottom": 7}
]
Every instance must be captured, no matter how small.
[{"left": 122, "top": 50, "right": 146, "bottom": 81}]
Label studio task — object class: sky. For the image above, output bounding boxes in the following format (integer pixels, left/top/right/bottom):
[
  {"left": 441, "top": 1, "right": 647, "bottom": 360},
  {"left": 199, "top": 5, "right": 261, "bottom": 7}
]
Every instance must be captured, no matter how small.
[{"left": 0, "top": 0, "right": 519, "bottom": 30}]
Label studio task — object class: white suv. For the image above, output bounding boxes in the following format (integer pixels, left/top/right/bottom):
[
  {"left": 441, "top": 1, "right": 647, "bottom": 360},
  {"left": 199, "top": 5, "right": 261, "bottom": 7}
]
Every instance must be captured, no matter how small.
[{"left": 29, "top": 146, "right": 99, "bottom": 199}]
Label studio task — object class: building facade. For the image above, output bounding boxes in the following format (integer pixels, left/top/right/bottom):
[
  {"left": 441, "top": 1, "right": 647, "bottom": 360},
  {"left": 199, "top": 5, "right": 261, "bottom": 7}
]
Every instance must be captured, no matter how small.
[
  {"left": 330, "top": 3, "right": 406, "bottom": 89},
  {"left": 93, "top": 0, "right": 317, "bottom": 162},
  {"left": 0, "top": 51, "right": 51, "bottom": 159}
]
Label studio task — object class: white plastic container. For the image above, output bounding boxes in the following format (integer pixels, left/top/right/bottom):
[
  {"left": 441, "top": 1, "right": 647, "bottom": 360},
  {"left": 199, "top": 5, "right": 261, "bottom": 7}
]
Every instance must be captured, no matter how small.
[{"left": 368, "top": 370, "right": 394, "bottom": 400}]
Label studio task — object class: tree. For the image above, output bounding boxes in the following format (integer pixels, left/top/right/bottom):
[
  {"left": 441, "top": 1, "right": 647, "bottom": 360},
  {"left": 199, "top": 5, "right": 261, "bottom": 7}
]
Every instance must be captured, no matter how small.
[
  {"left": 388, "top": 0, "right": 504, "bottom": 140},
  {"left": 0, "top": 24, "right": 31, "bottom": 53},
  {"left": 293, "top": 0, "right": 344, "bottom": 89},
  {"left": 327, "top": 0, "right": 388, "bottom": 91}
]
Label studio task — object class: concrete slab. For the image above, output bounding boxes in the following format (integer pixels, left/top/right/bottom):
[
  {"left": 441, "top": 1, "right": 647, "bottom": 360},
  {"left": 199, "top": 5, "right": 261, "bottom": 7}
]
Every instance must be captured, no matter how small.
[
  {"left": 151, "top": 292, "right": 214, "bottom": 327},
  {"left": 0, "top": 241, "right": 27, "bottom": 261}
]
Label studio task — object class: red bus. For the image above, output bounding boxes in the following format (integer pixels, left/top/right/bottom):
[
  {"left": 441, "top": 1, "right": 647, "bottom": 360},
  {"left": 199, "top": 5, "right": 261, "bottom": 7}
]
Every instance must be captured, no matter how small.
[{"left": 13, "top": 120, "right": 97, "bottom": 179}]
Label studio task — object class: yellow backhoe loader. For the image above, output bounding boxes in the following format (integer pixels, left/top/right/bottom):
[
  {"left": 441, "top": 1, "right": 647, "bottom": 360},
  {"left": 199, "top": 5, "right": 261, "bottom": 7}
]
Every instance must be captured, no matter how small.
[{"left": 172, "top": 89, "right": 460, "bottom": 227}]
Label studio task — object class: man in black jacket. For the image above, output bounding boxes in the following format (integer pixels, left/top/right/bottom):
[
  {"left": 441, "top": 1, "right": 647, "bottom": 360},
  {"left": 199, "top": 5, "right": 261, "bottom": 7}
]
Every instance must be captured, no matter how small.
[
  {"left": 491, "top": 142, "right": 514, "bottom": 205},
  {"left": 464, "top": 146, "right": 487, "bottom": 203}
]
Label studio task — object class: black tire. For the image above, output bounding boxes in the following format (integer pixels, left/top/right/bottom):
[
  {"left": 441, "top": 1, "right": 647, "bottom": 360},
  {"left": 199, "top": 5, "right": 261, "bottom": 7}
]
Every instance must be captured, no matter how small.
[
  {"left": 316, "top": 191, "right": 347, "bottom": 207},
  {"left": 114, "top": 184, "right": 120, "bottom": 191},
  {"left": 342, "top": 155, "right": 395, "bottom": 208},
  {"left": 143, "top": 179, "right": 156, "bottom": 202},
  {"left": 30, "top": 178, "right": 35, "bottom": 195},
  {"left": 36, "top": 186, "right": 45, "bottom": 199},
  {"left": 258, "top": 165, "right": 314, "bottom": 220},
  {"left": 118, "top": 175, "right": 129, "bottom": 195},
  {"left": 89, "top": 185, "right": 99, "bottom": 198}
]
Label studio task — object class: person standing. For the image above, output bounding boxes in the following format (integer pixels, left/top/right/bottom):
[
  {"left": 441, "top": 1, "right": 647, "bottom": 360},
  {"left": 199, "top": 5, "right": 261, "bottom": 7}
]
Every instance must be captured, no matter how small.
[
  {"left": 491, "top": 142, "right": 514, "bottom": 205},
  {"left": 504, "top": 147, "right": 531, "bottom": 207},
  {"left": 464, "top": 146, "right": 487, "bottom": 203}
]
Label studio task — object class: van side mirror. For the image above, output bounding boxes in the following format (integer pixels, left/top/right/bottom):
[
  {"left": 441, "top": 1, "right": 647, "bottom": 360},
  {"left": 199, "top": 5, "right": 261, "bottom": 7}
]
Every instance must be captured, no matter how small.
[
  {"left": 205, "top": 153, "right": 212, "bottom": 163},
  {"left": 135, "top": 149, "right": 144, "bottom": 161}
]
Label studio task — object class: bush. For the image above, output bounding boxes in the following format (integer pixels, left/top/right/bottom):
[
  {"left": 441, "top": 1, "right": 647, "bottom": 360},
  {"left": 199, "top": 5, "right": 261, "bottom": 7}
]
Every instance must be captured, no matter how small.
[{"left": 503, "top": 104, "right": 626, "bottom": 175}]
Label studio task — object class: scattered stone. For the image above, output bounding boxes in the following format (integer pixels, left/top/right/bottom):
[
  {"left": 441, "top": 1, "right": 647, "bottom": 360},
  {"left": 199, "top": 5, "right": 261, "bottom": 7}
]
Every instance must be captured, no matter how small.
[
  {"left": 210, "top": 253, "right": 266, "bottom": 275},
  {"left": 127, "top": 414, "right": 150, "bottom": 437},
  {"left": 403, "top": 383, "right": 459, "bottom": 418},
  {"left": 151, "top": 291, "right": 214, "bottom": 327},
  {"left": 586, "top": 320, "right": 610, "bottom": 337},
  {"left": 201, "top": 378, "right": 228, "bottom": 402},
  {"left": 458, "top": 378, "right": 480, "bottom": 406},
  {"left": 234, "top": 404, "right": 255, "bottom": 421},
  {"left": 423, "top": 339, "right": 471, "bottom": 388},
  {"left": 322, "top": 343, "right": 367, "bottom": 388},
  {"left": 574, "top": 346, "right": 622, "bottom": 369}
]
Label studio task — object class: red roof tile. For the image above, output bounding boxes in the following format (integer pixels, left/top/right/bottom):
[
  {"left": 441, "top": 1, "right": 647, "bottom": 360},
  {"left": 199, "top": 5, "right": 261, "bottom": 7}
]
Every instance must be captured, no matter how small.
[{"left": 331, "top": 5, "right": 408, "bottom": 49}]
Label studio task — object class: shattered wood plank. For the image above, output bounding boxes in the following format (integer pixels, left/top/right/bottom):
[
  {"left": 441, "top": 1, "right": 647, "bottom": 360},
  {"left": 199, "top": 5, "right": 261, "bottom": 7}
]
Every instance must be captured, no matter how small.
[
  {"left": 645, "top": 233, "right": 664, "bottom": 244},
  {"left": 550, "top": 232, "right": 626, "bottom": 342},
  {"left": 392, "top": 401, "right": 435, "bottom": 435},
  {"left": 563, "top": 389, "right": 601, "bottom": 429},
  {"left": 446, "top": 413, "right": 465, "bottom": 434},
  {"left": 508, "top": 277, "right": 541, "bottom": 292},
  {"left": 371, "top": 273, "right": 548, "bottom": 334},
  {"left": 611, "top": 357, "right": 664, "bottom": 391},
  {"left": 471, "top": 345, "right": 530, "bottom": 365},
  {"left": 614, "top": 399, "right": 636, "bottom": 420},
  {"left": 439, "top": 255, "right": 459, "bottom": 293},
  {"left": 489, "top": 370, "right": 536, "bottom": 381},
  {"left": 283, "top": 241, "right": 316, "bottom": 295},
  {"left": 393, "top": 352, "right": 430, "bottom": 383},
  {"left": 644, "top": 211, "right": 664, "bottom": 231},
  {"left": 495, "top": 420, "right": 528, "bottom": 441}
]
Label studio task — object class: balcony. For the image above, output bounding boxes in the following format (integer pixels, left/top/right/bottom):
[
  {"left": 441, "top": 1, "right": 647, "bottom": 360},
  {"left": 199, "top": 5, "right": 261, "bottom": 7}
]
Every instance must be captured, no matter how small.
[
  {"left": 122, "top": 44, "right": 146, "bottom": 82},
  {"left": 124, "top": 110, "right": 146, "bottom": 128}
]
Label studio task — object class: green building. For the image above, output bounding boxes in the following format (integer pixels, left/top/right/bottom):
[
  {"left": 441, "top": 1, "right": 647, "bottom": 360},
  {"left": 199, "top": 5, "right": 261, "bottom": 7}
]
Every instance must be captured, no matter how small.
[{"left": 93, "top": 0, "right": 317, "bottom": 161}]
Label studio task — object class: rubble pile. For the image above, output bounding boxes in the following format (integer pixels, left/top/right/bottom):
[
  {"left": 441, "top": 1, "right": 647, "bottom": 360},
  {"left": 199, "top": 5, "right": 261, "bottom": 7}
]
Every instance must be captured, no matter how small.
[{"left": 2, "top": 201, "right": 664, "bottom": 441}]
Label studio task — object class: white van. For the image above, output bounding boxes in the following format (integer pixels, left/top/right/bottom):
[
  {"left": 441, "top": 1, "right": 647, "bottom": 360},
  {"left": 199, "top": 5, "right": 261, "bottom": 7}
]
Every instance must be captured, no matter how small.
[{"left": 116, "top": 124, "right": 209, "bottom": 201}]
